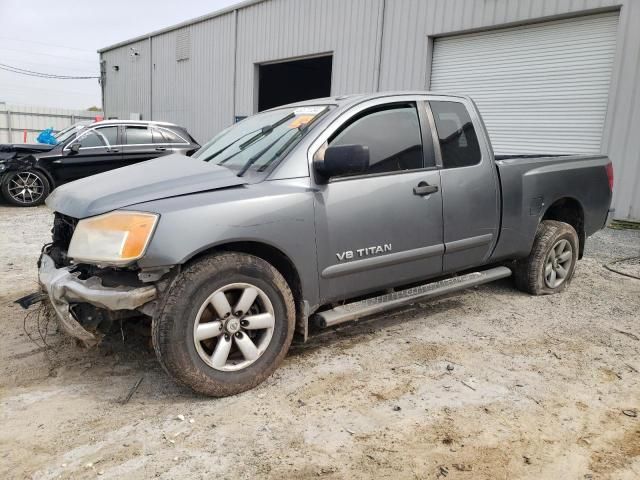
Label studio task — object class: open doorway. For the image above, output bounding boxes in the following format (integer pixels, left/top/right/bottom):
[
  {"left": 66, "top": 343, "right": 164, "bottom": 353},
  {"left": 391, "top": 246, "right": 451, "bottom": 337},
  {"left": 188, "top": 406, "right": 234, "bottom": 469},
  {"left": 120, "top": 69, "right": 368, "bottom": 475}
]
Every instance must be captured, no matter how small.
[{"left": 258, "top": 55, "right": 332, "bottom": 111}]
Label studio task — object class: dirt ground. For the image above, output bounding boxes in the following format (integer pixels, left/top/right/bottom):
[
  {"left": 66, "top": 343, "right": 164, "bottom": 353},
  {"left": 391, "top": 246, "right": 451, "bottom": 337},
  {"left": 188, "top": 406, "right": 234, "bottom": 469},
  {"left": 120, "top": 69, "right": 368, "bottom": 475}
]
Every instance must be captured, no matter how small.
[{"left": 0, "top": 205, "right": 639, "bottom": 480}]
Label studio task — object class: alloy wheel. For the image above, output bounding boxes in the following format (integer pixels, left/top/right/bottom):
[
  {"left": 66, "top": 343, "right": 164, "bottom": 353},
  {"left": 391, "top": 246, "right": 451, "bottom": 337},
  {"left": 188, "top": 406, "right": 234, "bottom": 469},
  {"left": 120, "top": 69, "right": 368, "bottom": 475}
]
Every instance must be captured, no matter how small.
[
  {"left": 193, "top": 282, "right": 276, "bottom": 372},
  {"left": 544, "top": 239, "right": 573, "bottom": 288},
  {"left": 7, "top": 171, "right": 45, "bottom": 205}
]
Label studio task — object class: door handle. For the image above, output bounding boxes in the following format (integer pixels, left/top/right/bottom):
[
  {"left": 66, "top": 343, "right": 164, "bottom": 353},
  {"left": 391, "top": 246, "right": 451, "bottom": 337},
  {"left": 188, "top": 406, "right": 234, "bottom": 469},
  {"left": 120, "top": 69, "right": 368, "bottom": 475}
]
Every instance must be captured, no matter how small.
[
  {"left": 155, "top": 147, "right": 167, "bottom": 152},
  {"left": 413, "top": 182, "right": 439, "bottom": 196},
  {"left": 108, "top": 148, "right": 120, "bottom": 153}
]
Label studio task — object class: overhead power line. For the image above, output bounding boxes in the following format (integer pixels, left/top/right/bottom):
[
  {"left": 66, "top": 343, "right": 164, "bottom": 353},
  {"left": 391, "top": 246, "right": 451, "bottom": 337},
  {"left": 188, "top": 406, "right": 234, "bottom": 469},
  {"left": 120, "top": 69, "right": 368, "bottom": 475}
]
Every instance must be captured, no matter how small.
[{"left": 0, "top": 62, "right": 99, "bottom": 80}]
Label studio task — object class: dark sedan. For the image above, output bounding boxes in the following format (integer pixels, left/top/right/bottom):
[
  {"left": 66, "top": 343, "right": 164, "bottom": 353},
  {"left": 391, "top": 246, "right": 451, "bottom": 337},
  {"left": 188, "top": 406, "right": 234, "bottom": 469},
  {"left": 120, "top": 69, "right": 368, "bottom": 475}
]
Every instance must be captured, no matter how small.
[{"left": 0, "top": 120, "right": 199, "bottom": 206}]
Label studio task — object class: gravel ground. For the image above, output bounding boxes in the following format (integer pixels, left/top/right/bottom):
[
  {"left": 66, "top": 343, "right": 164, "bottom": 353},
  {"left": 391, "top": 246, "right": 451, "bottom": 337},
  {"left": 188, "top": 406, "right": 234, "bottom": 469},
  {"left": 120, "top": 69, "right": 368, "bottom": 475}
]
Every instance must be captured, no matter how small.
[{"left": 0, "top": 205, "right": 639, "bottom": 480}]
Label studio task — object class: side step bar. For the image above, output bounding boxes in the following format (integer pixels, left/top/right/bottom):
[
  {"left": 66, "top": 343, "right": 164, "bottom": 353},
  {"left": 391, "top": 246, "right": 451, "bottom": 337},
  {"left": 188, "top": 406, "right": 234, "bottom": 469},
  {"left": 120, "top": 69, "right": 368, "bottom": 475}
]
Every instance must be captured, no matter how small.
[{"left": 313, "top": 266, "right": 512, "bottom": 328}]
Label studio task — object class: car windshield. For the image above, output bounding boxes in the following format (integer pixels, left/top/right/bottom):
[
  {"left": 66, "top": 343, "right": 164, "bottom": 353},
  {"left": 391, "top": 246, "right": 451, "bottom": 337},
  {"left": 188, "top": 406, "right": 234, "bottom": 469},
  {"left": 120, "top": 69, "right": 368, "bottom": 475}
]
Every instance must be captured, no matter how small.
[
  {"left": 54, "top": 123, "right": 89, "bottom": 144},
  {"left": 194, "top": 105, "right": 331, "bottom": 176}
]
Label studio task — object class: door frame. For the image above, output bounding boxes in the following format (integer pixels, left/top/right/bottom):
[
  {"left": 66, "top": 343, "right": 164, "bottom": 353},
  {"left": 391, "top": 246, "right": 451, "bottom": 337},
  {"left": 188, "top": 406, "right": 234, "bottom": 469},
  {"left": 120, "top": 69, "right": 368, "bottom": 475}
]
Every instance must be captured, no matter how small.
[
  {"left": 307, "top": 94, "right": 447, "bottom": 302},
  {"left": 306, "top": 93, "right": 445, "bottom": 185}
]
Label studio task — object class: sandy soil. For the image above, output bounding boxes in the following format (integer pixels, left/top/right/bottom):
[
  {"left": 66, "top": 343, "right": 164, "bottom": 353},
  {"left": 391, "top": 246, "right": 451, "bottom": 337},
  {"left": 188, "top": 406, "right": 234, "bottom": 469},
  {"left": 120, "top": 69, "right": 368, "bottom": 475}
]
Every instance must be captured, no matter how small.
[{"left": 0, "top": 205, "right": 639, "bottom": 480}]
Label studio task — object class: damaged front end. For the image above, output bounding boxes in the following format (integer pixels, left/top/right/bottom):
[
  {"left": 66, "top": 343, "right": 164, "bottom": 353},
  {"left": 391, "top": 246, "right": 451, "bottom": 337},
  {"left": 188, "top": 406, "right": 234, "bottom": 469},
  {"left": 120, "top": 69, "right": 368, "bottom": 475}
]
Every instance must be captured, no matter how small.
[
  {"left": 31, "top": 253, "right": 157, "bottom": 347},
  {"left": 17, "top": 213, "right": 164, "bottom": 347},
  {"left": 0, "top": 143, "right": 52, "bottom": 174}
]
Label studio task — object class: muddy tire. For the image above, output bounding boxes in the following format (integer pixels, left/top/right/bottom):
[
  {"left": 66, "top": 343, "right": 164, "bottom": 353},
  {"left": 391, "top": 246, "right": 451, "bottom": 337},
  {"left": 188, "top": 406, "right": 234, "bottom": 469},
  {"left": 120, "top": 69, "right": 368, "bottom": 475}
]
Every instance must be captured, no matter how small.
[
  {"left": 514, "top": 220, "right": 579, "bottom": 295},
  {"left": 152, "top": 252, "right": 295, "bottom": 397},
  {"left": 1, "top": 169, "right": 50, "bottom": 207}
]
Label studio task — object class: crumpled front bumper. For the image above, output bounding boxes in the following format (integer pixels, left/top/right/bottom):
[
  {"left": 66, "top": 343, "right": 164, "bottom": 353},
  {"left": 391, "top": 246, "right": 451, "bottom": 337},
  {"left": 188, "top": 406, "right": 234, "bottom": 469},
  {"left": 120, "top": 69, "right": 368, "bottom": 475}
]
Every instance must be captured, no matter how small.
[{"left": 37, "top": 254, "right": 157, "bottom": 347}]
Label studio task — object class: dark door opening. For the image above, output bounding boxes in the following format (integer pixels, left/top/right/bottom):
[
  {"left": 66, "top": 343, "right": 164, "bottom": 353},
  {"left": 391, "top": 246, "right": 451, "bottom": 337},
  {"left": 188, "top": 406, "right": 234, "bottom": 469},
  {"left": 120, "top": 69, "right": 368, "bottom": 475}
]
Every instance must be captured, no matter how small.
[{"left": 258, "top": 55, "right": 332, "bottom": 111}]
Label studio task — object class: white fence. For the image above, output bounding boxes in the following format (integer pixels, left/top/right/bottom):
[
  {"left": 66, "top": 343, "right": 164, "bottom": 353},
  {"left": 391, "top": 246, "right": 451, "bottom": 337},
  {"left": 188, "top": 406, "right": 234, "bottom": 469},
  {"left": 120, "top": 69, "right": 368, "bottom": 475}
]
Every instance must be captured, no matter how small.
[{"left": 0, "top": 104, "right": 103, "bottom": 144}]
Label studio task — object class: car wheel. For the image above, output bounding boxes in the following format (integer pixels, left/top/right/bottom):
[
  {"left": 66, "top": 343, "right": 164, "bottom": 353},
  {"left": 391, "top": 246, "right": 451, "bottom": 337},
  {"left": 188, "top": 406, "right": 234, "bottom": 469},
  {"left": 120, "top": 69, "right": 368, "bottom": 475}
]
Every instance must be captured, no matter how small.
[
  {"left": 152, "top": 252, "right": 296, "bottom": 397},
  {"left": 514, "top": 220, "right": 579, "bottom": 295},
  {"left": 1, "top": 170, "right": 50, "bottom": 207}
]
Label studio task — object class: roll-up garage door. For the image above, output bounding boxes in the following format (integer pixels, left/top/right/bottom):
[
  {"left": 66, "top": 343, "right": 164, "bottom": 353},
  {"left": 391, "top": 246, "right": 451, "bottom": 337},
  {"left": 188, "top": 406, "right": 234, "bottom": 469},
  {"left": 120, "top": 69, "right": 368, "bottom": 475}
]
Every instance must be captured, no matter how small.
[{"left": 430, "top": 12, "right": 619, "bottom": 155}]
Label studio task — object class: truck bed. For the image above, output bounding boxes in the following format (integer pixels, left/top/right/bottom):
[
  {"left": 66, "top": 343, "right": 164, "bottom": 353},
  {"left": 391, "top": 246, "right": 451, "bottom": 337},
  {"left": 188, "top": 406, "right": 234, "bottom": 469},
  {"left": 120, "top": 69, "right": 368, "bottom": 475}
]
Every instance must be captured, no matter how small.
[{"left": 490, "top": 153, "right": 612, "bottom": 261}]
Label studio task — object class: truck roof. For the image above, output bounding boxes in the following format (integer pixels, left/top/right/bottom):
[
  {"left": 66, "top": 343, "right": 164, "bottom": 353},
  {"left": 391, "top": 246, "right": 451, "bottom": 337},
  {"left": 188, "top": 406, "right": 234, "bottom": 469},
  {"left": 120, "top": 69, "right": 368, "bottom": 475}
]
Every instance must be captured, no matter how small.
[{"left": 272, "top": 91, "right": 471, "bottom": 111}]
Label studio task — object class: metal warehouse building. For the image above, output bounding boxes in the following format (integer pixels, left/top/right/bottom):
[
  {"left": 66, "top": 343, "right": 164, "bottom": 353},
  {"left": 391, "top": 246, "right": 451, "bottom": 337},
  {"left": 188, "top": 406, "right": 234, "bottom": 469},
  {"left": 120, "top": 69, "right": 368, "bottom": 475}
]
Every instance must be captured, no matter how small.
[{"left": 98, "top": 0, "right": 640, "bottom": 220}]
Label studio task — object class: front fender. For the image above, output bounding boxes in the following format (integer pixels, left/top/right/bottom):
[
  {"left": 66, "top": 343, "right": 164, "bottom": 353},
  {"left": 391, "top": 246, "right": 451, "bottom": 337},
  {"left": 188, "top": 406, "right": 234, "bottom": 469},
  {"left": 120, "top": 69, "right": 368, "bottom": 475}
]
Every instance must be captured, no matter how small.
[{"left": 127, "top": 179, "right": 320, "bottom": 308}]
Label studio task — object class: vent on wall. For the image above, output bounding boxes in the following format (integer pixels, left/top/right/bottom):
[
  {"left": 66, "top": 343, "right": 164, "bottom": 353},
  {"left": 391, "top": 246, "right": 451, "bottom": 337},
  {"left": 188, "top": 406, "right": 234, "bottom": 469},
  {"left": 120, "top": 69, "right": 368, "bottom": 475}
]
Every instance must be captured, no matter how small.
[{"left": 176, "top": 30, "right": 191, "bottom": 62}]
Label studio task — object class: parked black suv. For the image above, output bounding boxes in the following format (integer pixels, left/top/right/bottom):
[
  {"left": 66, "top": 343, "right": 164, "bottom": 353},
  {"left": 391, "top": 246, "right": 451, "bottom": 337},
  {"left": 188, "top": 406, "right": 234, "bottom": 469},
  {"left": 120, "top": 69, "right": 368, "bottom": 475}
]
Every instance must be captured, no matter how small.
[{"left": 0, "top": 120, "right": 199, "bottom": 206}]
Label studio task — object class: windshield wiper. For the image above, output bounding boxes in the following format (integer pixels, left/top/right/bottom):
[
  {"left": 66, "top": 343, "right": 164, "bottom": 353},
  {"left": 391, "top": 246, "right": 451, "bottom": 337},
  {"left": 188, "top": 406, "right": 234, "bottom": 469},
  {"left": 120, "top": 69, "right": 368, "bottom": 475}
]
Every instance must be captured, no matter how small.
[
  {"left": 238, "top": 112, "right": 295, "bottom": 150},
  {"left": 256, "top": 107, "right": 330, "bottom": 173},
  {"left": 199, "top": 128, "right": 263, "bottom": 164},
  {"left": 201, "top": 112, "right": 296, "bottom": 165},
  {"left": 236, "top": 128, "right": 297, "bottom": 177},
  {"left": 257, "top": 127, "right": 308, "bottom": 172}
]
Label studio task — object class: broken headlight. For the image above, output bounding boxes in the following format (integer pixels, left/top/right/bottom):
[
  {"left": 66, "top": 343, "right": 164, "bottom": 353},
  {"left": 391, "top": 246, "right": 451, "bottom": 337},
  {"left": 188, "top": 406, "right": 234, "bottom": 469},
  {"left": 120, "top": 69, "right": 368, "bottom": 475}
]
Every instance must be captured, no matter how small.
[{"left": 68, "top": 211, "right": 159, "bottom": 266}]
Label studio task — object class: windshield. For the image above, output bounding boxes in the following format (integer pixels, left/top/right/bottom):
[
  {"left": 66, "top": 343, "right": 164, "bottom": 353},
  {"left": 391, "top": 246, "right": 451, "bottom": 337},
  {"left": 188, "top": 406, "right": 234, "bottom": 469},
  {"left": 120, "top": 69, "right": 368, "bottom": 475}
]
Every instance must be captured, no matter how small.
[
  {"left": 194, "top": 105, "right": 331, "bottom": 176},
  {"left": 54, "top": 123, "right": 89, "bottom": 144}
]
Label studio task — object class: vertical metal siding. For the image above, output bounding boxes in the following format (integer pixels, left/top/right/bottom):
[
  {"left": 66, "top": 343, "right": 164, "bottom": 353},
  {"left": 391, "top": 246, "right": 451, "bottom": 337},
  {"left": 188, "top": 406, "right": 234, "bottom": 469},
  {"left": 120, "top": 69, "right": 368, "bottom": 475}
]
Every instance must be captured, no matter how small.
[
  {"left": 601, "top": 0, "right": 640, "bottom": 219},
  {"left": 234, "top": 0, "right": 383, "bottom": 115},
  {"left": 379, "top": 0, "right": 638, "bottom": 218},
  {"left": 379, "top": 0, "right": 621, "bottom": 90},
  {"left": 101, "top": 39, "right": 151, "bottom": 120},
  {"left": 150, "top": 13, "right": 236, "bottom": 144},
  {"left": 430, "top": 13, "right": 619, "bottom": 155},
  {"left": 99, "top": 0, "right": 640, "bottom": 219}
]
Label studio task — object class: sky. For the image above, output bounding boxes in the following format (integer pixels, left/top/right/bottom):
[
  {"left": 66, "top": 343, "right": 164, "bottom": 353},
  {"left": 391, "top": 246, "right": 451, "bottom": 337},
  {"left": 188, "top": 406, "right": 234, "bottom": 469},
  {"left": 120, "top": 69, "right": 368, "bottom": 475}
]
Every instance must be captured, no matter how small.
[{"left": 0, "top": 0, "right": 241, "bottom": 110}]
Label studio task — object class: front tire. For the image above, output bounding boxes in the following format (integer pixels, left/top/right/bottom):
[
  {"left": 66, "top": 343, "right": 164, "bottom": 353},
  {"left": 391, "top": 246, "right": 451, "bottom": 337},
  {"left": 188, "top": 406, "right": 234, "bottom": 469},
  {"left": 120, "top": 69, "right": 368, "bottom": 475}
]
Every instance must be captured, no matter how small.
[
  {"left": 1, "top": 169, "right": 50, "bottom": 206},
  {"left": 152, "top": 252, "right": 295, "bottom": 397},
  {"left": 514, "top": 220, "right": 579, "bottom": 295}
]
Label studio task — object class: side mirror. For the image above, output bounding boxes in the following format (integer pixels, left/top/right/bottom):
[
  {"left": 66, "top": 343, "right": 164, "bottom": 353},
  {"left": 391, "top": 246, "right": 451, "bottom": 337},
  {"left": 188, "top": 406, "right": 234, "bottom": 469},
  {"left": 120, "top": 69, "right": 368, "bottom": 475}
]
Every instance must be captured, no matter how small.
[
  {"left": 314, "top": 144, "right": 369, "bottom": 180},
  {"left": 68, "top": 142, "right": 81, "bottom": 154}
]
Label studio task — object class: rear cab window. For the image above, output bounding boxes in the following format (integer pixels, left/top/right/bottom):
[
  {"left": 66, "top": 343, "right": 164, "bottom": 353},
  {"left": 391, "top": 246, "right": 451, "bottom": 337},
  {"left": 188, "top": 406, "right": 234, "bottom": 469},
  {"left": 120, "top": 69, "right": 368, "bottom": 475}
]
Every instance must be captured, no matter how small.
[{"left": 430, "top": 101, "right": 481, "bottom": 168}]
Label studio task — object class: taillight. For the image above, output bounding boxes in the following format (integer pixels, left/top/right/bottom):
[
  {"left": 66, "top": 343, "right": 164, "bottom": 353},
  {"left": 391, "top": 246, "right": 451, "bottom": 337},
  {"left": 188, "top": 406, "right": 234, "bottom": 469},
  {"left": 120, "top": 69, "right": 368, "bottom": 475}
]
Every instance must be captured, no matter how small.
[{"left": 605, "top": 162, "right": 614, "bottom": 192}]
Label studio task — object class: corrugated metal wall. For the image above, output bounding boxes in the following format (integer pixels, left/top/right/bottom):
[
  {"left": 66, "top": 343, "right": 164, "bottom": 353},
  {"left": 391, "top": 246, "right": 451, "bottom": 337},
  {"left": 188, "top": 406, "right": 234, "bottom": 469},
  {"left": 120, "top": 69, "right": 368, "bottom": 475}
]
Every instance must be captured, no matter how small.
[
  {"left": 102, "top": 39, "right": 151, "bottom": 120},
  {"left": 0, "top": 104, "right": 102, "bottom": 143},
  {"left": 234, "top": 0, "right": 384, "bottom": 114},
  {"left": 99, "top": 0, "right": 640, "bottom": 220},
  {"left": 150, "top": 14, "right": 236, "bottom": 143}
]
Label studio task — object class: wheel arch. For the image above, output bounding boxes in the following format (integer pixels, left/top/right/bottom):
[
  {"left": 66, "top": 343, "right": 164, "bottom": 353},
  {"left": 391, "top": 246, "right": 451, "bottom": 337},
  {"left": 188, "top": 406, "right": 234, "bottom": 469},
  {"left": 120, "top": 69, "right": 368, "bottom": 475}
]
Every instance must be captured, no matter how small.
[
  {"left": 32, "top": 166, "right": 56, "bottom": 190},
  {"left": 185, "top": 241, "right": 307, "bottom": 340},
  {"left": 541, "top": 197, "right": 585, "bottom": 258}
]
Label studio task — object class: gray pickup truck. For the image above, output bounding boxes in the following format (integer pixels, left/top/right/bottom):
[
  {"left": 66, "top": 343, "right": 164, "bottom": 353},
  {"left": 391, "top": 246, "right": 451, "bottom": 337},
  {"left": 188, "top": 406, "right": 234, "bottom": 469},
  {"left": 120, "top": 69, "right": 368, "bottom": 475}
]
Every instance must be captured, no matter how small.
[{"left": 20, "top": 92, "right": 614, "bottom": 397}]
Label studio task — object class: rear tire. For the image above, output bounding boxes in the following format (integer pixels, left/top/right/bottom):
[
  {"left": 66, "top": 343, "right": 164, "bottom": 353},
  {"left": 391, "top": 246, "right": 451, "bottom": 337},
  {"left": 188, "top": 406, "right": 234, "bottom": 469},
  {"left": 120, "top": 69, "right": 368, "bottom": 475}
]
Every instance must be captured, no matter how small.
[
  {"left": 1, "top": 169, "right": 50, "bottom": 207},
  {"left": 514, "top": 220, "right": 579, "bottom": 295},
  {"left": 152, "top": 252, "right": 295, "bottom": 397}
]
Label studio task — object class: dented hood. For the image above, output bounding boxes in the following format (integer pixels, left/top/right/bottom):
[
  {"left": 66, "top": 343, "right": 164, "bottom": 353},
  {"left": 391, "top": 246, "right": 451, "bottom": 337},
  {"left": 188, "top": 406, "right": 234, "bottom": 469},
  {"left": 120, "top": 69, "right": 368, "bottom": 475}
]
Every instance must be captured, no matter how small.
[
  {"left": 0, "top": 143, "right": 56, "bottom": 154},
  {"left": 46, "top": 154, "right": 247, "bottom": 219}
]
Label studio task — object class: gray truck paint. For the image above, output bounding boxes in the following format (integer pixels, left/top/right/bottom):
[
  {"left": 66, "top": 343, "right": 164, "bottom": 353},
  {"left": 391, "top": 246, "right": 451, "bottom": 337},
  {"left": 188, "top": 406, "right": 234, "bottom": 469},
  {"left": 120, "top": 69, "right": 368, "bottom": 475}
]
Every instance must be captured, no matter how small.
[{"left": 46, "top": 91, "right": 612, "bottom": 318}]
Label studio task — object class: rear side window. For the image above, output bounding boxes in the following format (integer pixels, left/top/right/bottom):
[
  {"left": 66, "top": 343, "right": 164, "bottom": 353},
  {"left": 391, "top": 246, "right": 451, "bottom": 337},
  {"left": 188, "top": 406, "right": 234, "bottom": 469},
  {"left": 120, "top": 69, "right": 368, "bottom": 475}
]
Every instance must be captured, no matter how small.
[
  {"left": 151, "top": 128, "right": 165, "bottom": 144},
  {"left": 430, "top": 101, "right": 481, "bottom": 168},
  {"left": 329, "top": 104, "right": 424, "bottom": 177},
  {"left": 160, "top": 128, "right": 186, "bottom": 144},
  {"left": 125, "top": 126, "right": 153, "bottom": 145}
]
